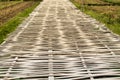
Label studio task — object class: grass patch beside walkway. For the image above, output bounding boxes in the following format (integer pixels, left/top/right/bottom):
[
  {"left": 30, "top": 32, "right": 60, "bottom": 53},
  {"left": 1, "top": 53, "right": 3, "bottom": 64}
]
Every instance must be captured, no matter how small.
[
  {"left": 0, "top": 1, "right": 41, "bottom": 44},
  {"left": 70, "top": 0, "right": 120, "bottom": 35}
]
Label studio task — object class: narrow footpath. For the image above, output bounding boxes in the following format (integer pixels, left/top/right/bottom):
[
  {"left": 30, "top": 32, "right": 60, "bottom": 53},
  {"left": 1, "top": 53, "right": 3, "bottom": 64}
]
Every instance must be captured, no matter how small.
[{"left": 0, "top": 0, "right": 120, "bottom": 80}]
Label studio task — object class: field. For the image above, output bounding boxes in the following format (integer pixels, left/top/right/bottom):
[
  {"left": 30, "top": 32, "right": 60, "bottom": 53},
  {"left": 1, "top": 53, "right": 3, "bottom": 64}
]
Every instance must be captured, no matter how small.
[
  {"left": 0, "top": 1, "right": 36, "bottom": 26},
  {"left": 102, "top": 0, "right": 120, "bottom": 3},
  {"left": 71, "top": 0, "right": 120, "bottom": 35},
  {"left": 74, "top": 0, "right": 108, "bottom": 4},
  {"left": 0, "top": 1, "right": 22, "bottom": 9},
  {"left": 0, "top": 0, "right": 42, "bottom": 43}
]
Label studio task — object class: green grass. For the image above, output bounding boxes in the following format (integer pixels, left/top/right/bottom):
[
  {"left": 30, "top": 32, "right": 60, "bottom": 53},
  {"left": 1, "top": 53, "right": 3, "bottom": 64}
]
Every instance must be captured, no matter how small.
[
  {"left": 83, "top": 9, "right": 120, "bottom": 34},
  {"left": 0, "top": 1, "right": 40, "bottom": 44},
  {"left": 70, "top": 0, "right": 120, "bottom": 35}
]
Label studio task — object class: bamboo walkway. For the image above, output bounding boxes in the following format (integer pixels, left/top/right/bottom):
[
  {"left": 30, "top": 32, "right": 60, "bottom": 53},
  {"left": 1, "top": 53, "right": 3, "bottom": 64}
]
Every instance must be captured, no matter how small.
[{"left": 0, "top": 0, "right": 120, "bottom": 80}]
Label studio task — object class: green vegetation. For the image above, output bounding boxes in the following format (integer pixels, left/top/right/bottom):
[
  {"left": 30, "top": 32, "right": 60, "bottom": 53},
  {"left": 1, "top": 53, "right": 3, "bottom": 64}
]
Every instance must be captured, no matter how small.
[
  {"left": 0, "top": 1, "right": 41, "bottom": 43},
  {"left": 70, "top": 0, "right": 120, "bottom": 35}
]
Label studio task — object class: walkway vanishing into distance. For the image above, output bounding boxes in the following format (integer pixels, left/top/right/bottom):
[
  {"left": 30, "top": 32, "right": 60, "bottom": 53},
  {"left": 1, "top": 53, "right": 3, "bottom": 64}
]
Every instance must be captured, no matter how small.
[{"left": 0, "top": 0, "right": 120, "bottom": 80}]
